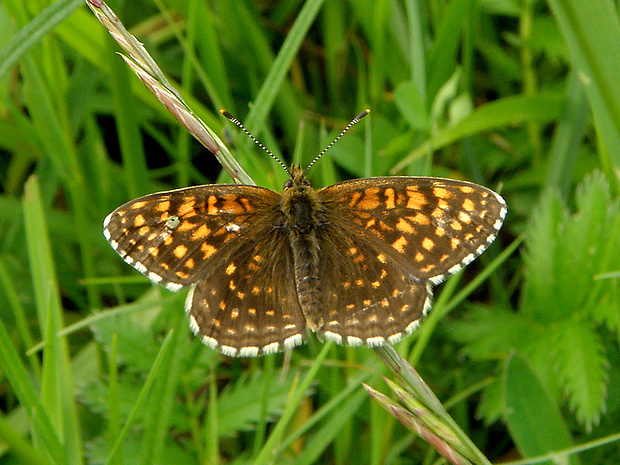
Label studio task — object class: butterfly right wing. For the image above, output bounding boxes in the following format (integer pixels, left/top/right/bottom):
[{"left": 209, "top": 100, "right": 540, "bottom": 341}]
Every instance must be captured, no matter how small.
[
  {"left": 313, "top": 226, "right": 431, "bottom": 346},
  {"left": 312, "top": 176, "right": 506, "bottom": 346}
]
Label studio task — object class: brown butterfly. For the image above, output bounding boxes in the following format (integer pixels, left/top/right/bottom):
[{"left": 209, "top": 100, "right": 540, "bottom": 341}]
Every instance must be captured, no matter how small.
[{"left": 103, "top": 111, "right": 506, "bottom": 356}]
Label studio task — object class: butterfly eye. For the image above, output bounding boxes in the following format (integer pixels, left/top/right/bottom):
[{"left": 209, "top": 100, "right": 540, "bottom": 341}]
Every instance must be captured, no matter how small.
[{"left": 283, "top": 180, "right": 293, "bottom": 189}]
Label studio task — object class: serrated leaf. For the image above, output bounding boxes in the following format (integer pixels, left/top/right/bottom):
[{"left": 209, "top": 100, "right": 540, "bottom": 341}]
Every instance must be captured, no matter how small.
[
  {"left": 448, "top": 304, "right": 536, "bottom": 360},
  {"left": 553, "top": 319, "right": 608, "bottom": 430},
  {"left": 522, "top": 172, "right": 620, "bottom": 324},
  {"left": 91, "top": 310, "right": 162, "bottom": 373},
  {"left": 521, "top": 190, "right": 566, "bottom": 322},
  {"left": 554, "top": 174, "right": 613, "bottom": 315}
]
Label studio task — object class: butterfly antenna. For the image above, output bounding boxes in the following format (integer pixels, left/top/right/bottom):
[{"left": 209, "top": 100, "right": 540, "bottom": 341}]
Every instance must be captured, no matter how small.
[
  {"left": 220, "top": 110, "right": 290, "bottom": 175},
  {"left": 304, "top": 109, "right": 370, "bottom": 175}
]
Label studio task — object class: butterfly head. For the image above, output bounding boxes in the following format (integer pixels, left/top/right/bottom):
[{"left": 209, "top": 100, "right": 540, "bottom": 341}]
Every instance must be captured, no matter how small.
[{"left": 283, "top": 165, "right": 312, "bottom": 191}]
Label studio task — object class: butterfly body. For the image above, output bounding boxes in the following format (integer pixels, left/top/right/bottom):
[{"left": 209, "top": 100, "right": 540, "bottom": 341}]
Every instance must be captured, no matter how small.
[
  {"left": 281, "top": 166, "right": 327, "bottom": 333},
  {"left": 104, "top": 166, "right": 506, "bottom": 357}
]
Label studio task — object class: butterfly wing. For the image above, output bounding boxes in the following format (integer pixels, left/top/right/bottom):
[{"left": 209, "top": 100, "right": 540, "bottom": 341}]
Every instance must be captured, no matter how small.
[
  {"left": 314, "top": 229, "right": 431, "bottom": 345},
  {"left": 103, "top": 185, "right": 281, "bottom": 291},
  {"left": 319, "top": 177, "right": 507, "bottom": 283},
  {"left": 186, "top": 229, "right": 306, "bottom": 357},
  {"left": 315, "top": 176, "right": 506, "bottom": 344},
  {"left": 104, "top": 184, "right": 307, "bottom": 356}
]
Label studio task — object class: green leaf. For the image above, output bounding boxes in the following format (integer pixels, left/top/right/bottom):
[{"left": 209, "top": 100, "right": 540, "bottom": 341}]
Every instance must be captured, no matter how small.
[
  {"left": 523, "top": 172, "right": 620, "bottom": 323},
  {"left": 0, "top": 0, "right": 82, "bottom": 83},
  {"left": 391, "top": 93, "right": 565, "bottom": 172},
  {"left": 547, "top": 0, "right": 620, "bottom": 170},
  {"left": 503, "top": 355, "right": 576, "bottom": 465},
  {"left": 394, "top": 80, "right": 430, "bottom": 130},
  {"left": 216, "top": 372, "right": 297, "bottom": 437},
  {"left": 448, "top": 305, "right": 535, "bottom": 360},
  {"left": 553, "top": 319, "right": 608, "bottom": 431},
  {"left": 521, "top": 190, "right": 566, "bottom": 322}
]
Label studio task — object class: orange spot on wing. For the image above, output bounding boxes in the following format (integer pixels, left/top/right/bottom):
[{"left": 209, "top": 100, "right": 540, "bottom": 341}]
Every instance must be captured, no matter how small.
[
  {"left": 192, "top": 224, "right": 211, "bottom": 240},
  {"left": 177, "top": 200, "right": 196, "bottom": 217},
  {"left": 155, "top": 201, "right": 170, "bottom": 212},
  {"left": 392, "top": 236, "right": 407, "bottom": 253},
  {"left": 201, "top": 242, "right": 216, "bottom": 258},
  {"left": 406, "top": 190, "right": 428, "bottom": 209},
  {"left": 207, "top": 196, "right": 218, "bottom": 215}
]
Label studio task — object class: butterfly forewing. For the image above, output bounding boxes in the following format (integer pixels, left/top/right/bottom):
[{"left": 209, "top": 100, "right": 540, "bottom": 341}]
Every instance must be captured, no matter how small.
[
  {"left": 103, "top": 185, "right": 280, "bottom": 291},
  {"left": 319, "top": 177, "right": 507, "bottom": 284}
]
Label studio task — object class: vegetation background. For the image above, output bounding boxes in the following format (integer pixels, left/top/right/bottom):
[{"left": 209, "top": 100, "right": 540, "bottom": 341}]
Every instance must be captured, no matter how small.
[{"left": 1, "top": 0, "right": 619, "bottom": 464}]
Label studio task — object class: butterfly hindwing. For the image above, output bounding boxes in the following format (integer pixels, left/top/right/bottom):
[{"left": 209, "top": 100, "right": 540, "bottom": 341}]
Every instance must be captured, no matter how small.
[
  {"left": 314, "top": 222, "right": 431, "bottom": 345},
  {"left": 186, "top": 224, "right": 306, "bottom": 357}
]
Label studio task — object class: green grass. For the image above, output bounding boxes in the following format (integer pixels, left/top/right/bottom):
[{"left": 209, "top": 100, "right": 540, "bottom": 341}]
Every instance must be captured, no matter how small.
[{"left": 1, "top": 0, "right": 620, "bottom": 464}]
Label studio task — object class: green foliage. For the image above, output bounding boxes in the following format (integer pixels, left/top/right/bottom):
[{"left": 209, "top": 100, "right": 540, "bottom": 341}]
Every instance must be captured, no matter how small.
[
  {"left": 451, "top": 172, "right": 619, "bottom": 437},
  {"left": 503, "top": 354, "right": 576, "bottom": 465},
  {"left": 1, "top": 0, "right": 620, "bottom": 464}
]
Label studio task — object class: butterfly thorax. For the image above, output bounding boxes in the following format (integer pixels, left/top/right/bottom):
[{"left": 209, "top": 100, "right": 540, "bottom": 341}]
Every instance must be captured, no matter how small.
[
  {"left": 280, "top": 165, "right": 325, "bottom": 332},
  {"left": 281, "top": 165, "right": 323, "bottom": 232}
]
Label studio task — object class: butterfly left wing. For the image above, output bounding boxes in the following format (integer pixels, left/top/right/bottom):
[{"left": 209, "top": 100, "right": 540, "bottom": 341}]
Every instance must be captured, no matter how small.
[
  {"left": 186, "top": 225, "right": 307, "bottom": 357},
  {"left": 103, "top": 184, "right": 281, "bottom": 291}
]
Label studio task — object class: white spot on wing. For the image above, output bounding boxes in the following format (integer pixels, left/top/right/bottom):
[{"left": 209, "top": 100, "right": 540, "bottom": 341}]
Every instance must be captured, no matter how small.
[
  {"left": 262, "top": 342, "right": 280, "bottom": 354},
  {"left": 239, "top": 346, "right": 259, "bottom": 357},
  {"left": 429, "top": 274, "right": 446, "bottom": 285},
  {"left": 404, "top": 320, "right": 421, "bottom": 334},
  {"left": 148, "top": 272, "right": 163, "bottom": 284},
  {"left": 423, "top": 295, "right": 432, "bottom": 315},
  {"left": 201, "top": 335, "right": 218, "bottom": 350},
  {"left": 346, "top": 336, "right": 363, "bottom": 346},
  {"left": 185, "top": 287, "right": 195, "bottom": 314},
  {"left": 220, "top": 345, "right": 238, "bottom": 357},
  {"left": 188, "top": 315, "right": 200, "bottom": 335},
  {"left": 324, "top": 331, "right": 343, "bottom": 344},
  {"left": 165, "top": 282, "right": 183, "bottom": 292},
  {"left": 448, "top": 263, "right": 463, "bottom": 275},
  {"left": 283, "top": 333, "right": 303, "bottom": 350},
  {"left": 103, "top": 212, "right": 113, "bottom": 229},
  {"left": 134, "top": 261, "right": 147, "bottom": 274},
  {"left": 365, "top": 336, "right": 385, "bottom": 347}
]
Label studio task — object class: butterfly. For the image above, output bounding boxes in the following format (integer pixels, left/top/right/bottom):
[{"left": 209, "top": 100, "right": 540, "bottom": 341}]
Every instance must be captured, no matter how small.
[{"left": 103, "top": 111, "right": 507, "bottom": 357}]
